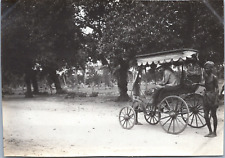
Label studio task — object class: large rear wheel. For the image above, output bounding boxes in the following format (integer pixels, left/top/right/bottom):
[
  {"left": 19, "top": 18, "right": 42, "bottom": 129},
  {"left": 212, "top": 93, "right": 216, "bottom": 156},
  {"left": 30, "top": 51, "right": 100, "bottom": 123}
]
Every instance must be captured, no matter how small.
[{"left": 159, "top": 96, "right": 189, "bottom": 134}]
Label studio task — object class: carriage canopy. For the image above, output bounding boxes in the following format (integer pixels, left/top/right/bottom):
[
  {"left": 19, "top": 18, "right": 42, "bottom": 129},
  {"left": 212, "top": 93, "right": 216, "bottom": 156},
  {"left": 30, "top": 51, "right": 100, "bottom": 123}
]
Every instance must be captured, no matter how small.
[{"left": 136, "top": 49, "right": 198, "bottom": 67}]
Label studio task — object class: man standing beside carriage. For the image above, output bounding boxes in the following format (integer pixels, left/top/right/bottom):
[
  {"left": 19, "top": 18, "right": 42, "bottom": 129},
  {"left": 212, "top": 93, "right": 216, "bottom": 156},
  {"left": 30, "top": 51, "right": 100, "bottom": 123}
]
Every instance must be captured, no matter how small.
[{"left": 193, "top": 61, "right": 219, "bottom": 137}]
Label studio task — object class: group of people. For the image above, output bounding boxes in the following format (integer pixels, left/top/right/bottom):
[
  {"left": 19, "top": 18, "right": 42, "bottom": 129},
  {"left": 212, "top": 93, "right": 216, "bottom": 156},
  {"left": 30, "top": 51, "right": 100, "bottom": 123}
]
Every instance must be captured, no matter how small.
[{"left": 134, "top": 61, "right": 220, "bottom": 138}]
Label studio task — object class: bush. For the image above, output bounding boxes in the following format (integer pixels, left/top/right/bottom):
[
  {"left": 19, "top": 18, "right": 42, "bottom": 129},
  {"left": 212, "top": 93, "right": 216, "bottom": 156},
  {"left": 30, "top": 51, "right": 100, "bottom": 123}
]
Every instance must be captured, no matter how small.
[
  {"left": 89, "top": 92, "right": 99, "bottom": 97},
  {"left": 78, "top": 92, "right": 87, "bottom": 97}
]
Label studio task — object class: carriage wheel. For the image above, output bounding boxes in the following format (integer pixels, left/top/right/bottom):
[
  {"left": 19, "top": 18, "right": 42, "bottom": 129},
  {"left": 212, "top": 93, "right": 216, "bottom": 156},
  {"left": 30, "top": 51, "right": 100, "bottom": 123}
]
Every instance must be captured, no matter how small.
[
  {"left": 119, "top": 106, "right": 136, "bottom": 129},
  {"left": 144, "top": 103, "right": 161, "bottom": 125},
  {"left": 159, "top": 96, "right": 189, "bottom": 134},
  {"left": 184, "top": 93, "right": 206, "bottom": 128}
]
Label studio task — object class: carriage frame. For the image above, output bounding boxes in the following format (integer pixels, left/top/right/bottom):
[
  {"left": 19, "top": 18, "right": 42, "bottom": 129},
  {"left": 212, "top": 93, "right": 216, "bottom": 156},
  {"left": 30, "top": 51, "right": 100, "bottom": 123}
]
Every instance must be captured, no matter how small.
[{"left": 119, "top": 49, "right": 206, "bottom": 134}]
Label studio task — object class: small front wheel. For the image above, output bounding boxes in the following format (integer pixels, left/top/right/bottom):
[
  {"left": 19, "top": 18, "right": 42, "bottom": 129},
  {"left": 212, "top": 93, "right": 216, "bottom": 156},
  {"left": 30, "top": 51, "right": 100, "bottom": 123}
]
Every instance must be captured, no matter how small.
[
  {"left": 159, "top": 96, "right": 189, "bottom": 134},
  {"left": 119, "top": 106, "right": 136, "bottom": 129},
  {"left": 144, "top": 104, "right": 160, "bottom": 125}
]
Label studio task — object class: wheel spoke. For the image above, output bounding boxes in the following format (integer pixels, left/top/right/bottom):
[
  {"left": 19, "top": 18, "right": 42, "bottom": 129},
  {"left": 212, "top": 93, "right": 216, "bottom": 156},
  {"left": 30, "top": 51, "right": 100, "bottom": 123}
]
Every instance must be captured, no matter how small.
[
  {"left": 198, "top": 106, "right": 204, "bottom": 110},
  {"left": 129, "top": 115, "right": 134, "bottom": 120},
  {"left": 149, "top": 117, "right": 153, "bottom": 123},
  {"left": 161, "top": 115, "right": 171, "bottom": 120},
  {"left": 170, "top": 98, "right": 175, "bottom": 110},
  {"left": 153, "top": 115, "right": 158, "bottom": 122},
  {"left": 176, "top": 117, "right": 185, "bottom": 126},
  {"left": 120, "top": 118, "right": 124, "bottom": 123},
  {"left": 151, "top": 117, "right": 155, "bottom": 123},
  {"left": 127, "top": 120, "right": 131, "bottom": 126},
  {"left": 128, "top": 108, "right": 132, "bottom": 116},
  {"left": 178, "top": 114, "right": 187, "bottom": 121},
  {"left": 119, "top": 117, "right": 125, "bottom": 122},
  {"left": 162, "top": 117, "right": 172, "bottom": 126},
  {"left": 195, "top": 114, "right": 198, "bottom": 127},
  {"left": 153, "top": 116, "right": 157, "bottom": 123},
  {"left": 126, "top": 120, "right": 130, "bottom": 128},
  {"left": 173, "top": 119, "right": 175, "bottom": 133},
  {"left": 128, "top": 119, "right": 133, "bottom": 128},
  {"left": 121, "top": 111, "right": 126, "bottom": 116},
  {"left": 167, "top": 118, "right": 173, "bottom": 132},
  {"left": 175, "top": 118, "right": 181, "bottom": 131},
  {"left": 196, "top": 113, "right": 205, "bottom": 125},
  {"left": 198, "top": 112, "right": 205, "bottom": 118},
  {"left": 190, "top": 113, "right": 195, "bottom": 125},
  {"left": 189, "top": 112, "right": 194, "bottom": 118},
  {"left": 198, "top": 111, "right": 205, "bottom": 115},
  {"left": 129, "top": 114, "right": 133, "bottom": 118},
  {"left": 126, "top": 107, "right": 129, "bottom": 115},
  {"left": 196, "top": 104, "right": 202, "bottom": 109},
  {"left": 125, "top": 120, "right": 128, "bottom": 128},
  {"left": 122, "top": 119, "right": 126, "bottom": 127},
  {"left": 165, "top": 100, "right": 171, "bottom": 110},
  {"left": 119, "top": 115, "right": 125, "bottom": 118},
  {"left": 196, "top": 101, "right": 203, "bottom": 108}
]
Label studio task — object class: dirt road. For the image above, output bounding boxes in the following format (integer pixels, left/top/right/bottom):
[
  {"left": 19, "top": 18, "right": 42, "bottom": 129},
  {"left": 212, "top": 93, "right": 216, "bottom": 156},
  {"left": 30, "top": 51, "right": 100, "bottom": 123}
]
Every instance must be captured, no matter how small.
[{"left": 2, "top": 95, "right": 224, "bottom": 157}]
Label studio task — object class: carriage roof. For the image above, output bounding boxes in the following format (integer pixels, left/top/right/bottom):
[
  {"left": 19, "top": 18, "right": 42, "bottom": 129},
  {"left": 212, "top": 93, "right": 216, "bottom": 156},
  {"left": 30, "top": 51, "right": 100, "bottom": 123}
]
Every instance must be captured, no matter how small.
[{"left": 136, "top": 49, "right": 198, "bottom": 67}]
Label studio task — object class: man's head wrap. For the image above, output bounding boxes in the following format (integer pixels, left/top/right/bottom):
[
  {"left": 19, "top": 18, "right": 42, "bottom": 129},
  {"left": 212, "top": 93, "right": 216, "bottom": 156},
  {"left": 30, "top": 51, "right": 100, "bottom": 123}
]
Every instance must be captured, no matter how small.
[{"left": 204, "top": 61, "right": 215, "bottom": 69}]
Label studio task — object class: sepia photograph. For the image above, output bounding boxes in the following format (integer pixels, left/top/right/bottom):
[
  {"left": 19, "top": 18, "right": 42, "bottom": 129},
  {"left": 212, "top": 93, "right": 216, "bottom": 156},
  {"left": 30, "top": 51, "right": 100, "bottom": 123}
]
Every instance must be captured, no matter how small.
[{"left": 1, "top": 0, "right": 224, "bottom": 157}]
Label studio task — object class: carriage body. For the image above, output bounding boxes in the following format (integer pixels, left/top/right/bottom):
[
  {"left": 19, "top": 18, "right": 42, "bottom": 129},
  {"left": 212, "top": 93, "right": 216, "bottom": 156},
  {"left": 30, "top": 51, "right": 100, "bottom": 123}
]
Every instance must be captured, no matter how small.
[{"left": 119, "top": 49, "right": 206, "bottom": 134}]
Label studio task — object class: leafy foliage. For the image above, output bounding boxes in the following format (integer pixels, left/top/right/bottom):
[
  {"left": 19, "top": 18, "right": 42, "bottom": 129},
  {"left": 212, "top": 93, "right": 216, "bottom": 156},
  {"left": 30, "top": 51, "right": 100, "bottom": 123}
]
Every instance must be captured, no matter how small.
[
  {"left": 98, "top": 1, "right": 223, "bottom": 65},
  {"left": 2, "top": 0, "right": 223, "bottom": 97},
  {"left": 2, "top": 0, "right": 83, "bottom": 75}
]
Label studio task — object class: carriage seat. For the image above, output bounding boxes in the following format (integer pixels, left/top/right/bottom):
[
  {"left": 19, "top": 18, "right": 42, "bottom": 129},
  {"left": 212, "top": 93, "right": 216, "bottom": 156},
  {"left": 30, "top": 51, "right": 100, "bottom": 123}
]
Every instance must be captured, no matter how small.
[{"left": 153, "top": 76, "right": 200, "bottom": 106}]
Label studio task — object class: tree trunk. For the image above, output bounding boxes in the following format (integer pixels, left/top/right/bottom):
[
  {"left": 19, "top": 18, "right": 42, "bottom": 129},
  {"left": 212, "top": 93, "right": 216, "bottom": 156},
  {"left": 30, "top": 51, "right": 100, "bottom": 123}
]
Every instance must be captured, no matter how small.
[
  {"left": 62, "top": 75, "right": 67, "bottom": 87},
  {"left": 24, "top": 72, "right": 33, "bottom": 98},
  {"left": 83, "top": 69, "right": 86, "bottom": 85},
  {"left": 48, "top": 68, "right": 64, "bottom": 94},
  {"left": 116, "top": 59, "right": 130, "bottom": 101},
  {"left": 31, "top": 70, "right": 39, "bottom": 94}
]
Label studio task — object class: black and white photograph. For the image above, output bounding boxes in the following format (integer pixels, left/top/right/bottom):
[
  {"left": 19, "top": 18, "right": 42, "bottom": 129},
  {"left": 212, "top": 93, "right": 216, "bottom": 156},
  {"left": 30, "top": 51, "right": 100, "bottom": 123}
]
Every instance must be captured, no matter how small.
[{"left": 1, "top": 0, "right": 224, "bottom": 157}]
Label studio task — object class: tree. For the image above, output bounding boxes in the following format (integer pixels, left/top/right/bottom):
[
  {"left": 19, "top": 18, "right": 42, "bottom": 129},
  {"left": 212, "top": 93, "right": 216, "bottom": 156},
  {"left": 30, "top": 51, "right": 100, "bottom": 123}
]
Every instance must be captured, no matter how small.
[
  {"left": 2, "top": 0, "right": 39, "bottom": 97},
  {"left": 2, "top": 0, "right": 83, "bottom": 96},
  {"left": 74, "top": 0, "right": 223, "bottom": 101},
  {"left": 73, "top": 0, "right": 116, "bottom": 64},
  {"left": 98, "top": 1, "right": 190, "bottom": 100},
  {"left": 2, "top": 0, "right": 223, "bottom": 100},
  {"left": 191, "top": 1, "right": 224, "bottom": 66}
]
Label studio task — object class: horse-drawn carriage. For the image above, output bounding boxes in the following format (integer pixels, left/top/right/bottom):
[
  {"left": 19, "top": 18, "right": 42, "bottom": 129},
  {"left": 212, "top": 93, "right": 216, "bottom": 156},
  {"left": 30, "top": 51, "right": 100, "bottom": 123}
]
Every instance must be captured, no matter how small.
[{"left": 119, "top": 49, "right": 206, "bottom": 134}]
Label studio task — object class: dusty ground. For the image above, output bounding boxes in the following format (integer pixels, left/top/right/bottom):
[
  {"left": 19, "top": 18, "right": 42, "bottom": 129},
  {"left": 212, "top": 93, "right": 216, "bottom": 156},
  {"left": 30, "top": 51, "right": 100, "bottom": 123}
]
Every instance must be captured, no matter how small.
[{"left": 1, "top": 84, "right": 225, "bottom": 157}]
